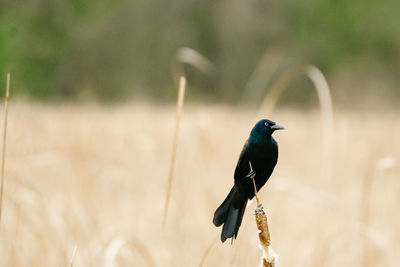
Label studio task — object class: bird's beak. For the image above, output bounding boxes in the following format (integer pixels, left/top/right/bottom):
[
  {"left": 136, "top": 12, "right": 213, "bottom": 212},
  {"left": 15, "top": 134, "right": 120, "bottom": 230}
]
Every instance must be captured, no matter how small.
[{"left": 271, "top": 124, "right": 285, "bottom": 130}]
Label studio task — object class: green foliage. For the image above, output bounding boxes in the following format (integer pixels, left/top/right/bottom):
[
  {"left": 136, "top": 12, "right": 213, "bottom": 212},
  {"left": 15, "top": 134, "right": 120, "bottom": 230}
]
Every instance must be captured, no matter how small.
[
  {"left": 0, "top": 0, "right": 398, "bottom": 101},
  {"left": 285, "top": 0, "right": 400, "bottom": 71}
]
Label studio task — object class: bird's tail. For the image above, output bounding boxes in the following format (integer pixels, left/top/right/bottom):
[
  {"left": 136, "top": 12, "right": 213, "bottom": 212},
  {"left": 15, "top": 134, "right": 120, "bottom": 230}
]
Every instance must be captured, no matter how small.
[{"left": 213, "top": 185, "right": 248, "bottom": 242}]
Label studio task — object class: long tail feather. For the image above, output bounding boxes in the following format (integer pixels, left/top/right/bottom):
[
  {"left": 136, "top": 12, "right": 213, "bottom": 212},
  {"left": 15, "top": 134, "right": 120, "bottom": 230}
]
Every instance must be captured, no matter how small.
[
  {"left": 213, "top": 186, "right": 248, "bottom": 243},
  {"left": 213, "top": 186, "right": 237, "bottom": 227}
]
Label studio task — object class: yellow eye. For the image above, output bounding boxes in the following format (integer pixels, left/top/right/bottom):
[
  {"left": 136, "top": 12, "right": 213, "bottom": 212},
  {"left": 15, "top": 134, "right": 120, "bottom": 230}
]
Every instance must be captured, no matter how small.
[{"left": 264, "top": 121, "right": 269, "bottom": 127}]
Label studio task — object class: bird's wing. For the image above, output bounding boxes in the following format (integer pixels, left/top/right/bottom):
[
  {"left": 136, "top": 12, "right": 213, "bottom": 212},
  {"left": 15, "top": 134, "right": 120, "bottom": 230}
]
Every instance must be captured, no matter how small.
[{"left": 234, "top": 140, "right": 251, "bottom": 185}]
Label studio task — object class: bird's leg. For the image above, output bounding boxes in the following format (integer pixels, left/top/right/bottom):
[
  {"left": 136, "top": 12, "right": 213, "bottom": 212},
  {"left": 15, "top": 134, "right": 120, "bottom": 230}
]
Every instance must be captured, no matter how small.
[{"left": 248, "top": 161, "right": 260, "bottom": 205}]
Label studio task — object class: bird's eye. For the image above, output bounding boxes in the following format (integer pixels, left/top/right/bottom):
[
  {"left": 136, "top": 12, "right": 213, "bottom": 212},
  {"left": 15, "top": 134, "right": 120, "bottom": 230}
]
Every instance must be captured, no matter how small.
[{"left": 264, "top": 122, "right": 269, "bottom": 127}]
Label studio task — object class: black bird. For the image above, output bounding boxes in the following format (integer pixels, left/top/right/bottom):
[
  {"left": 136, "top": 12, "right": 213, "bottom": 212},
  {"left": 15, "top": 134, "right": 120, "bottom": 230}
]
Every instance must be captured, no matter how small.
[{"left": 213, "top": 119, "right": 284, "bottom": 242}]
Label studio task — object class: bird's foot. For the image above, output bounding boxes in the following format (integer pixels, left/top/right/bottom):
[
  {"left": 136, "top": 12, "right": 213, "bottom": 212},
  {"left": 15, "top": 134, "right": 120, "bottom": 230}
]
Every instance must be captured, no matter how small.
[
  {"left": 253, "top": 203, "right": 265, "bottom": 215},
  {"left": 245, "top": 170, "right": 256, "bottom": 180}
]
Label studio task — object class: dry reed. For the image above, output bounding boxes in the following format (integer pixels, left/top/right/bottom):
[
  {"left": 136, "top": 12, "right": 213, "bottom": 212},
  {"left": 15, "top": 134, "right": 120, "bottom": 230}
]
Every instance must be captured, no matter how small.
[
  {"left": 172, "top": 48, "right": 215, "bottom": 86},
  {"left": 241, "top": 48, "right": 283, "bottom": 104},
  {"left": 0, "top": 102, "right": 398, "bottom": 266},
  {"left": 0, "top": 73, "right": 10, "bottom": 224},
  {"left": 257, "top": 66, "right": 303, "bottom": 117},
  {"left": 176, "top": 48, "right": 215, "bottom": 76},
  {"left": 163, "top": 76, "right": 186, "bottom": 227},
  {"left": 257, "top": 65, "right": 334, "bottom": 184}
]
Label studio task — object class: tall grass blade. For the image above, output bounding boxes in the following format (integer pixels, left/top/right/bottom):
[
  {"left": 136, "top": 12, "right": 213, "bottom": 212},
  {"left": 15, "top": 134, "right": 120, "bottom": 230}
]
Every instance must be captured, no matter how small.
[
  {"left": 257, "top": 66, "right": 303, "bottom": 118},
  {"left": 163, "top": 76, "right": 186, "bottom": 227},
  {"left": 172, "top": 48, "right": 215, "bottom": 86},
  {"left": 257, "top": 65, "right": 334, "bottom": 183},
  {"left": 241, "top": 49, "right": 283, "bottom": 105},
  {"left": 176, "top": 48, "right": 215, "bottom": 75},
  {"left": 305, "top": 65, "right": 334, "bottom": 181},
  {"left": 0, "top": 73, "right": 10, "bottom": 223}
]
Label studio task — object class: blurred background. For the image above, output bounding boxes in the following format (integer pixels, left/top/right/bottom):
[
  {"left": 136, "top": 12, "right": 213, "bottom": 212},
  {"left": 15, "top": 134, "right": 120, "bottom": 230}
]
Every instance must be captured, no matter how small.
[
  {"left": 0, "top": 1, "right": 399, "bottom": 267},
  {"left": 0, "top": 0, "right": 399, "bottom": 107}
]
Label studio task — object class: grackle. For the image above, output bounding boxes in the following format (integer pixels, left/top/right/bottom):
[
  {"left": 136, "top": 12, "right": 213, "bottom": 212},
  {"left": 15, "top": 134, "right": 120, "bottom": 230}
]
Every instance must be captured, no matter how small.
[{"left": 213, "top": 119, "right": 284, "bottom": 243}]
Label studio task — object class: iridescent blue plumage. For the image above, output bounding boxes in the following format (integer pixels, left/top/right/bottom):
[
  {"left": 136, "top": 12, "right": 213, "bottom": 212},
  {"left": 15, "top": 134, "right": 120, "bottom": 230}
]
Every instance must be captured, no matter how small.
[{"left": 213, "top": 119, "right": 284, "bottom": 242}]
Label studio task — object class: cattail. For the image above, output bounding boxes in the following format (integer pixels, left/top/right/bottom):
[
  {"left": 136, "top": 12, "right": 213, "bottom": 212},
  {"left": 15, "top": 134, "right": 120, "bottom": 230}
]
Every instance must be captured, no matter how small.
[
  {"left": 250, "top": 161, "right": 277, "bottom": 267},
  {"left": 254, "top": 206, "right": 276, "bottom": 267}
]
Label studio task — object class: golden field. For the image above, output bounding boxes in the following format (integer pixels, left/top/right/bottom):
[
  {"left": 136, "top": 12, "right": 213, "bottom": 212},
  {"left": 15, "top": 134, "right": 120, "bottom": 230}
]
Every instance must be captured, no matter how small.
[{"left": 0, "top": 101, "right": 399, "bottom": 266}]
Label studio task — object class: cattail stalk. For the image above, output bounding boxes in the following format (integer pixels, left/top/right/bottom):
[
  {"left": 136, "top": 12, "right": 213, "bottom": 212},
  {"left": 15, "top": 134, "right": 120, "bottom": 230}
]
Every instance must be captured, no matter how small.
[{"left": 250, "top": 161, "right": 276, "bottom": 267}]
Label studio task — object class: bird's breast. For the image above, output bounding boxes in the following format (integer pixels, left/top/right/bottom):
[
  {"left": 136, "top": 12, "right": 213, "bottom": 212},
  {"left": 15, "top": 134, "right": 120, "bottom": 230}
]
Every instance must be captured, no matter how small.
[{"left": 248, "top": 142, "right": 278, "bottom": 170}]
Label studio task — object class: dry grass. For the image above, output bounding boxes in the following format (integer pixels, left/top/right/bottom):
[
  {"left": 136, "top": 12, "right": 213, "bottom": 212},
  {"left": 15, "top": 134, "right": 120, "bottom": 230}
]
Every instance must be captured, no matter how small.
[
  {"left": 0, "top": 100, "right": 399, "bottom": 266},
  {"left": 163, "top": 76, "right": 186, "bottom": 227},
  {"left": 0, "top": 73, "right": 10, "bottom": 223}
]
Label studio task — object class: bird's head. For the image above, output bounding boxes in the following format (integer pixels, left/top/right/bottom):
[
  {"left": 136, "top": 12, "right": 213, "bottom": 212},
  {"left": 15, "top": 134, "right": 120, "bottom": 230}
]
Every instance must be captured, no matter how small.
[{"left": 250, "top": 119, "right": 284, "bottom": 141}]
